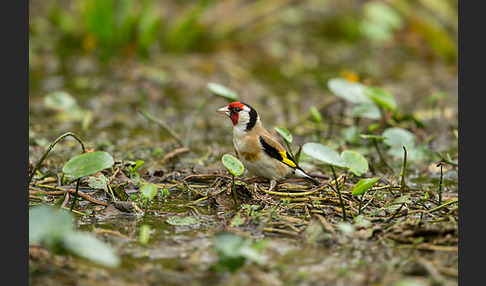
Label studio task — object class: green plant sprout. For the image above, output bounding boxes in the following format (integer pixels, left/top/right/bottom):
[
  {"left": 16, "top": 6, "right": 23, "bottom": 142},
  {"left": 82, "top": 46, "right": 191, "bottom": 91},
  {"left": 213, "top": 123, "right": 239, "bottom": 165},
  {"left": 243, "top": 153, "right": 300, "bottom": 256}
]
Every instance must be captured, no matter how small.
[
  {"left": 138, "top": 183, "right": 159, "bottom": 246},
  {"left": 222, "top": 154, "right": 244, "bottom": 210},
  {"left": 302, "top": 142, "right": 373, "bottom": 221},
  {"left": 352, "top": 177, "right": 380, "bottom": 214},
  {"left": 88, "top": 174, "right": 116, "bottom": 201},
  {"left": 302, "top": 142, "right": 348, "bottom": 221},
  {"left": 62, "top": 151, "right": 115, "bottom": 211}
]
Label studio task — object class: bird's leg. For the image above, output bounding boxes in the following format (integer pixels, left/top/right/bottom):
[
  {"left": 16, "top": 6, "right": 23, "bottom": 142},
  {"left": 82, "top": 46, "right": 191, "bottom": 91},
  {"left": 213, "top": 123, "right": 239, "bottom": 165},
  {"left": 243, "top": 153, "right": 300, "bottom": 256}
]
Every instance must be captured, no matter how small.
[{"left": 267, "top": 179, "right": 278, "bottom": 192}]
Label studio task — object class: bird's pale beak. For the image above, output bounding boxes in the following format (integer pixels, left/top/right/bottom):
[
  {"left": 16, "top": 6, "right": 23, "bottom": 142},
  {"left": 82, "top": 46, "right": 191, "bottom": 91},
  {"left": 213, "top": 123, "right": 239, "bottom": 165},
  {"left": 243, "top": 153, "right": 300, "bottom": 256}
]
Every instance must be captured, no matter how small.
[{"left": 216, "top": 106, "right": 230, "bottom": 117}]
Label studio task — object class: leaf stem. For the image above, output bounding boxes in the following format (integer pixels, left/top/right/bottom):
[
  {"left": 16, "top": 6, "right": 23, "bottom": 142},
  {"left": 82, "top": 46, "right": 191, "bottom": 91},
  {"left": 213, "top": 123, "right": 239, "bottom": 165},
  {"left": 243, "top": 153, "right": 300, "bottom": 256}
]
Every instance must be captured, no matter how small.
[
  {"left": 330, "top": 165, "right": 347, "bottom": 221},
  {"left": 70, "top": 178, "right": 81, "bottom": 211},
  {"left": 29, "top": 132, "right": 86, "bottom": 185},
  {"left": 231, "top": 174, "right": 238, "bottom": 210},
  {"left": 358, "top": 193, "right": 365, "bottom": 215}
]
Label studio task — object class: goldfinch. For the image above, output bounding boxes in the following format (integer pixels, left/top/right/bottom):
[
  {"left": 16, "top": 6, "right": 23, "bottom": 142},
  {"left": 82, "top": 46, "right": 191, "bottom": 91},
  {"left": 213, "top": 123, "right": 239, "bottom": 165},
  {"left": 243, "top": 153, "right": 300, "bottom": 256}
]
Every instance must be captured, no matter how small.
[{"left": 216, "top": 101, "right": 319, "bottom": 191}]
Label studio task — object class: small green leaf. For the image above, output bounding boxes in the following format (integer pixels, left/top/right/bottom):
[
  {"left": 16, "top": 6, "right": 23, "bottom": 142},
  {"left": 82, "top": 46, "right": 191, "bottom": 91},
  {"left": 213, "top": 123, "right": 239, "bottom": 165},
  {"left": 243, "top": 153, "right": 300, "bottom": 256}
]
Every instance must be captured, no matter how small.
[
  {"left": 29, "top": 205, "right": 73, "bottom": 249},
  {"left": 302, "top": 142, "right": 346, "bottom": 168},
  {"left": 327, "top": 78, "right": 372, "bottom": 104},
  {"left": 62, "top": 151, "right": 114, "bottom": 178},
  {"left": 127, "top": 160, "right": 144, "bottom": 173},
  {"left": 351, "top": 102, "right": 381, "bottom": 120},
  {"left": 341, "top": 150, "right": 369, "bottom": 176},
  {"left": 141, "top": 183, "right": 158, "bottom": 200},
  {"left": 364, "top": 86, "right": 397, "bottom": 111},
  {"left": 63, "top": 231, "right": 120, "bottom": 267},
  {"left": 29, "top": 205, "right": 120, "bottom": 268},
  {"left": 382, "top": 127, "right": 416, "bottom": 148},
  {"left": 392, "top": 194, "right": 412, "bottom": 205},
  {"left": 222, "top": 154, "right": 244, "bottom": 176},
  {"left": 360, "top": 2, "right": 403, "bottom": 43},
  {"left": 352, "top": 177, "right": 380, "bottom": 196},
  {"left": 309, "top": 106, "right": 323, "bottom": 123},
  {"left": 274, "top": 126, "right": 293, "bottom": 143},
  {"left": 213, "top": 232, "right": 266, "bottom": 273},
  {"left": 341, "top": 126, "right": 360, "bottom": 144},
  {"left": 44, "top": 91, "right": 79, "bottom": 113},
  {"left": 207, "top": 82, "right": 239, "bottom": 101},
  {"left": 160, "top": 189, "right": 170, "bottom": 197},
  {"left": 166, "top": 215, "right": 200, "bottom": 226},
  {"left": 88, "top": 175, "right": 109, "bottom": 192}
]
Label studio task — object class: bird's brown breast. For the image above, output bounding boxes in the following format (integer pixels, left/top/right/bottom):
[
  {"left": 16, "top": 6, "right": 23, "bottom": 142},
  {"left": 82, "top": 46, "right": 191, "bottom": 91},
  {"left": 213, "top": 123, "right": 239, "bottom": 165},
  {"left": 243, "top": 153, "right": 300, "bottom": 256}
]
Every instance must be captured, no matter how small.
[{"left": 235, "top": 149, "right": 261, "bottom": 162}]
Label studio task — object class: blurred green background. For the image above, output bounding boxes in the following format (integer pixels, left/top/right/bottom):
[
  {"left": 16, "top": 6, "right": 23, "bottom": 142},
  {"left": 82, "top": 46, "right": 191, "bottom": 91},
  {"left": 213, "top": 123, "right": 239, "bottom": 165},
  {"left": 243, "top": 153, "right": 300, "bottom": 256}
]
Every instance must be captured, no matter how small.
[{"left": 29, "top": 0, "right": 458, "bottom": 171}]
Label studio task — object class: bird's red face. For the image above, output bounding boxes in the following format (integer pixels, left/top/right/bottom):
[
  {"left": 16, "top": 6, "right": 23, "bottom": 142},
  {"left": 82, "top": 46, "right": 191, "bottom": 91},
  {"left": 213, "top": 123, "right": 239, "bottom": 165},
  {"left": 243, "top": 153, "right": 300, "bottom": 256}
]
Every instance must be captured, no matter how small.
[{"left": 216, "top": 102, "right": 245, "bottom": 126}]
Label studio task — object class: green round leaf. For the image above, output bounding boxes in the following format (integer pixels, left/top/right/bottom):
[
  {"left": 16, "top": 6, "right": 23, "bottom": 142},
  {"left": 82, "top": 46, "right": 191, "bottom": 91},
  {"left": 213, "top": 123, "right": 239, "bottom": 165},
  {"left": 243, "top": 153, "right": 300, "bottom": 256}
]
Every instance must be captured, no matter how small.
[
  {"left": 382, "top": 127, "right": 416, "bottom": 148},
  {"left": 351, "top": 102, "right": 381, "bottom": 120},
  {"left": 62, "top": 151, "right": 114, "bottom": 178},
  {"left": 352, "top": 177, "right": 380, "bottom": 196},
  {"left": 29, "top": 205, "right": 73, "bottom": 248},
  {"left": 44, "top": 91, "right": 78, "bottom": 112},
  {"left": 364, "top": 86, "right": 397, "bottom": 111},
  {"left": 341, "top": 150, "right": 369, "bottom": 176},
  {"left": 63, "top": 231, "right": 120, "bottom": 267},
  {"left": 274, "top": 126, "right": 293, "bottom": 143},
  {"left": 207, "top": 82, "right": 239, "bottom": 101},
  {"left": 141, "top": 183, "right": 158, "bottom": 200},
  {"left": 222, "top": 154, "right": 244, "bottom": 176},
  {"left": 302, "top": 142, "right": 346, "bottom": 167},
  {"left": 327, "top": 78, "right": 373, "bottom": 104}
]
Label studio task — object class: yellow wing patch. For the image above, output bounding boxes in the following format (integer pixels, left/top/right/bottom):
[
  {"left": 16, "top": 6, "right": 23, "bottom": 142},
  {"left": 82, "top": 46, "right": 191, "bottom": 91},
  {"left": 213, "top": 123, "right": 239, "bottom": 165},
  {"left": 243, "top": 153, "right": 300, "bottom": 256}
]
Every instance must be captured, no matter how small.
[{"left": 279, "top": 151, "right": 297, "bottom": 168}]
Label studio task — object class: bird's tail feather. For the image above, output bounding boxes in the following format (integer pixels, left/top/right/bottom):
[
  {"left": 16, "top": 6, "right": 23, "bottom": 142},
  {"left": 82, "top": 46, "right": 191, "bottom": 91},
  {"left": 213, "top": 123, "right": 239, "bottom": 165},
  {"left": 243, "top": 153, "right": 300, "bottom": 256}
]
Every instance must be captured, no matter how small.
[{"left": 295, "top": 168, "right": 320, "bottom": 185}]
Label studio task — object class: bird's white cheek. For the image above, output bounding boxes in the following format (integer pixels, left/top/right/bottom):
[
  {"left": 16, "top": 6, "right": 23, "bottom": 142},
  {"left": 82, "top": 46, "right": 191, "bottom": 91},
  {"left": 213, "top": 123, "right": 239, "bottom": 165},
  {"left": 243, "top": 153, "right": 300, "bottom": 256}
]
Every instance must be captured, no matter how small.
[{"left": 238, "top": 112, "right": 249, "bottom": 125}]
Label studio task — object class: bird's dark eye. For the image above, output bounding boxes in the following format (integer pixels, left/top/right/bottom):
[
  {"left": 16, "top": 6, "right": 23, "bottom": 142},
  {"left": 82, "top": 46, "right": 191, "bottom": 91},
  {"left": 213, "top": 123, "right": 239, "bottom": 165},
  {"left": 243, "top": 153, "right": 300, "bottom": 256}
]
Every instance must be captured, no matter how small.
[{"left": 234, "top": 107, "right": 241, "bottom": 112}]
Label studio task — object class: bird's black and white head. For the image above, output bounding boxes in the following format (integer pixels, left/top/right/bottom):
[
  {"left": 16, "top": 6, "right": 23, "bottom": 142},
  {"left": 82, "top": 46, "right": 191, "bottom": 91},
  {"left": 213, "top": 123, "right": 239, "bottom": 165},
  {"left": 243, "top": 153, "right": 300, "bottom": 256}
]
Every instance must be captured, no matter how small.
[{"left": 216, "top": 102, "right": 259, "bottom": 132}]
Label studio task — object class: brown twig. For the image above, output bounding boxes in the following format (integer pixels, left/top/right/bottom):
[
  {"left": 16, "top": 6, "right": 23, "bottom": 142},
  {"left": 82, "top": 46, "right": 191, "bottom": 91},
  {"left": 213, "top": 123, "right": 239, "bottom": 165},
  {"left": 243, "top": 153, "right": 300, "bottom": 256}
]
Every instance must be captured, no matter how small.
[{"left": 29, "top": 188, "right": 108, "bottom": 206}]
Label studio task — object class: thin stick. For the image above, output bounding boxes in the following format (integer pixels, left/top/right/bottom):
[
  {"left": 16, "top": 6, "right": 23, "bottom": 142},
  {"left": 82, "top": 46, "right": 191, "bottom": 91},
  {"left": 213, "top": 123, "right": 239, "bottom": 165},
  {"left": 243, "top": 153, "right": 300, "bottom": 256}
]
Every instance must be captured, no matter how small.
[
  {"left": 29, "top": 187, "right": 108, "bottom": 206},
  {"left": 138, "top": 108, "right": 184, "bottom": 147},
  {"left": 437, "top": 161, "right": 445, "bottom": 204},
  {"left": 400, "top": 146, "right": 407, "bottom": 194},
  {"left": 428, "top": 199, "right": 458, "bottom": 214},
  {"left": 29, "top": 132, "right": 86, "bottom": 184}
]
